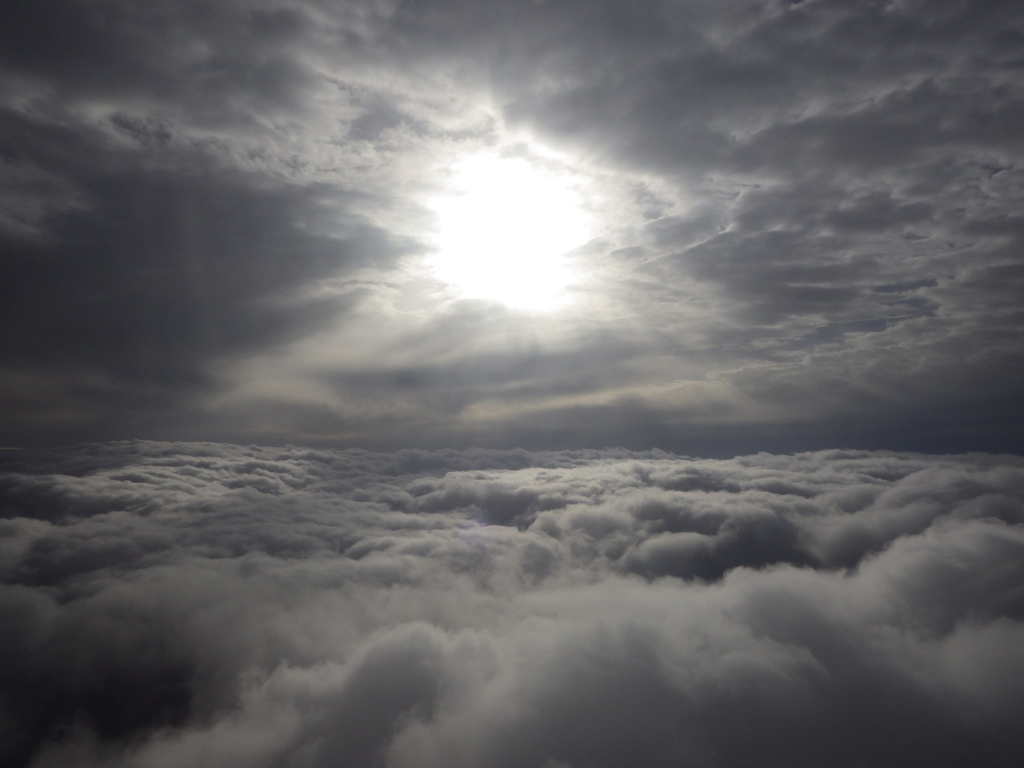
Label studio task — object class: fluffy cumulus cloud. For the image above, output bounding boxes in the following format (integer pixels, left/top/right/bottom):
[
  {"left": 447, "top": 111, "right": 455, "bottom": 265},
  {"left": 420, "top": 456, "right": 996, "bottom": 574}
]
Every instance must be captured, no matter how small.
[
  {"left": 1, "top": 441, "right": 1022, "bottom": 767},
  {"left": 0, "top": 0, "right": 1022, "bottom": 453}
]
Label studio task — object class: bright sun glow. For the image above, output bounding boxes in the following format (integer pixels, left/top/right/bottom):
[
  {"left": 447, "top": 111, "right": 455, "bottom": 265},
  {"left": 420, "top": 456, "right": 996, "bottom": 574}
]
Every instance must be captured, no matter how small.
[{"left": 428, "top": 152, "right": 592, "bottom": 311}]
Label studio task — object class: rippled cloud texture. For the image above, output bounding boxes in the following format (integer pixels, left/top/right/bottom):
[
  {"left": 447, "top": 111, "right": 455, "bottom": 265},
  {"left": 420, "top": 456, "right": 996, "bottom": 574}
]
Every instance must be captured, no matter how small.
[
  {"left": 2, "top": 442, "right": 1022, "bottom": 767},
  {"left": 1, "top": 0, "right": 1022, "bottom": 453}
]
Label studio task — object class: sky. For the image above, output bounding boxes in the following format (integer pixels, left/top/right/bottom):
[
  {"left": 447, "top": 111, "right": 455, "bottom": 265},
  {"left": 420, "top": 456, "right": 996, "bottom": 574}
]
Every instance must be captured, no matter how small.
[
  {"left": 1, "top": 0, "right": 1022, "bottom": 454},
  {"left": 2, "top": 2, "right": 1024, "bottom": 767}
]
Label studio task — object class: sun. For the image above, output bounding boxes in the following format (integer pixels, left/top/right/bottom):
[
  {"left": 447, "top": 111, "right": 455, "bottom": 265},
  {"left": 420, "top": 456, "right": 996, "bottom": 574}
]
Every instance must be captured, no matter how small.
[{"left": 427, "top": 151, "right": 592, "bottom": 311}]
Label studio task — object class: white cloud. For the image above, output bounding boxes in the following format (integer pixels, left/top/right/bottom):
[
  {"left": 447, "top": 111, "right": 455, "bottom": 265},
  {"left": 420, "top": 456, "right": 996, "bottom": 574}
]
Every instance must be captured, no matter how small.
[{"left": 1, "top": 442, "right": 1021, "bottom": 766}]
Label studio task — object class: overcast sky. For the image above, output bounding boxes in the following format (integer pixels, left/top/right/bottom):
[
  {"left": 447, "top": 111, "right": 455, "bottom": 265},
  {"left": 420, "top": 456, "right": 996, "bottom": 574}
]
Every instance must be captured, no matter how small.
[
  {"left": 2, "top": 5, "right": 1024, "bottom": 767},
  {"left": 1, "top": 0, "right": 1022, "bottom": 454}
]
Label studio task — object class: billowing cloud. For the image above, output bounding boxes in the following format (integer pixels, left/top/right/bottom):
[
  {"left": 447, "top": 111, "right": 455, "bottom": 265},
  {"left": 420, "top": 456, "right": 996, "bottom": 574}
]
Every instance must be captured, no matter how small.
[{"left": 1, "top": 442, "right": 1022, "bottom": 767}]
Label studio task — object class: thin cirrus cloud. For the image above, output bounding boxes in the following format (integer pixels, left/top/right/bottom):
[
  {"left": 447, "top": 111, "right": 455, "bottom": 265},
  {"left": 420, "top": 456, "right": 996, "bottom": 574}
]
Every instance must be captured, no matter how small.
[{"left": 1, "top": 442, "right": 1022, "bottom": 767}]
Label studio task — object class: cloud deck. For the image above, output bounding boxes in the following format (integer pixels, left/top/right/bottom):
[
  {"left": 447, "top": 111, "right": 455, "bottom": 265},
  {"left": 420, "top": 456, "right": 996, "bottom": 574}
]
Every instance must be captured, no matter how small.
[{"left": 2, "top": 442, "right": 1022, "bottom": 767}]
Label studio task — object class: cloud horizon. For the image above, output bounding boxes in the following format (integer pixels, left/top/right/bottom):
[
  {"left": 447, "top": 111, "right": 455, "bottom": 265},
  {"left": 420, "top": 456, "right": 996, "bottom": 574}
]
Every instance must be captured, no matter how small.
[{"left": 2, "top": 441, "right": 1023, "bottom": 767}]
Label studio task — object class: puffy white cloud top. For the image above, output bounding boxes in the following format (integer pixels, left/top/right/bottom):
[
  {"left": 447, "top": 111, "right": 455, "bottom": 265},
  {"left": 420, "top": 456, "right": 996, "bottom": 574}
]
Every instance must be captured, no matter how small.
[{"left": 2, "top": 442, "right": 1022, "bottom": 767}]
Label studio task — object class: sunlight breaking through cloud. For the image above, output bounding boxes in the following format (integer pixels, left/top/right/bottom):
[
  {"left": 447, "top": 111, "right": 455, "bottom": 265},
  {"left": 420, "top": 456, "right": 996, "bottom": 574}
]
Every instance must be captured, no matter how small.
[{"left": 427, "top": 152, "right": 593, "bottom": 311}]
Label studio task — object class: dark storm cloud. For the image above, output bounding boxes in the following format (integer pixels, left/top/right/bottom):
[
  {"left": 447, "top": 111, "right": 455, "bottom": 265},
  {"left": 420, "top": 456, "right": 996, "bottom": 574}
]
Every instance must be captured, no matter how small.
[
  {"left": 1, "top": 442, "right": 1023, "bottom": 767},
  {"left": 0, "top": 25, "right": 405, "bottom": 444},
  {"left": 0, "top": 0, "right": 416, "bottom": 446}
]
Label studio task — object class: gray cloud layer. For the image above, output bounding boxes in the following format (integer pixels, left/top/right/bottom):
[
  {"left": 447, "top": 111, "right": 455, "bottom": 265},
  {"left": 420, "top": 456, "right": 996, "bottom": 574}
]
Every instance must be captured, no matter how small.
[
  {"left": 0, "top": 0, "right": 1022, "bottom": 452},
  {"left": 1, "top": 442, "right": 1022, "bottom": 767}
]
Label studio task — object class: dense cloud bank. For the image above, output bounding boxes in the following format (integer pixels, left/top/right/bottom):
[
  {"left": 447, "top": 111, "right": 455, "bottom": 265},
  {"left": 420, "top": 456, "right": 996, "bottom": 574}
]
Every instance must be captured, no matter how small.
[{"left": 1, "top": 441, "right": 1023, "bottom": 767}]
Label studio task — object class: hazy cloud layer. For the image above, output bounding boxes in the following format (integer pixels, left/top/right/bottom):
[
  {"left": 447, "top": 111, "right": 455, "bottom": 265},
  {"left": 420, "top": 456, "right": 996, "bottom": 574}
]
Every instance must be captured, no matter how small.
[
  {"left": 0, "top": 0, "right": 1021, "bottom": 452},
  {"left": 1, "top": 441, "right": 1022, "bottom": 767}
]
